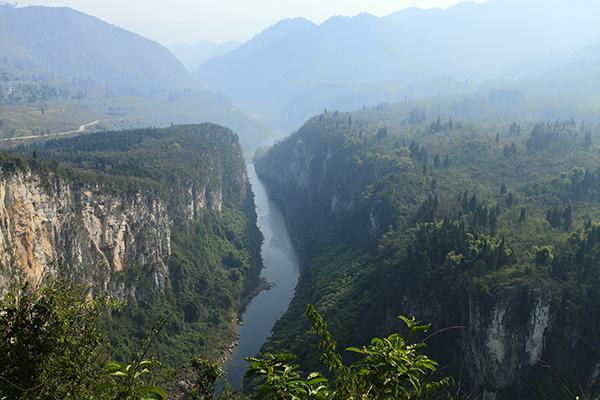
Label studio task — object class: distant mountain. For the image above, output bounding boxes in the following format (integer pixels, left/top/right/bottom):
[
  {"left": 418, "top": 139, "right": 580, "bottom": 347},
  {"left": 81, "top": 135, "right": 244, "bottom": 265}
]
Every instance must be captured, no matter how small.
[
  {"left": 194, "top": 0, "right": 600, "bottom": 129},
  {"left": 0, "top": 4, "right": 270, "bottom": 150},
  {"left": 0, "top": 4, "right": 195, "bottom": 92},
  {"left": 170, "top": 40, "right": 241, "bottom": 71}
]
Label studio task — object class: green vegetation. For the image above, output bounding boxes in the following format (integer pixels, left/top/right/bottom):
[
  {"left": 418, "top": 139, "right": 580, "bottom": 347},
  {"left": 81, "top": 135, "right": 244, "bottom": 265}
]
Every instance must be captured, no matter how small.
[
  {"left": 0, "top": 282, "right": 114, "bottom": 399},
  {"left": 4, "top": 124, "right": 263, "bottom": 369},
  {"left": 255, "top": 106, "right": 600, "bottom": 397},
  {"left": 246, "top": 306, "right": 449, "bottom": 400},
  {"left": 0, "top": 282, "right": 449, "bottom": 400}
]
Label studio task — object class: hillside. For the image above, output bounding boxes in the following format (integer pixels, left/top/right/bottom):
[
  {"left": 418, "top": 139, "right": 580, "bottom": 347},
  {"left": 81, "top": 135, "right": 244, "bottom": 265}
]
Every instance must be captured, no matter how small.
[
  {"left": 195, "top": 0, "right": 600, "bottom": 129},
  {"left": 0, "top": 4, "right": 270, "bottom": 150},
  {"left": 2, "top": 124, "right": 263, "bottom": 366},
  {"left": 255, "top": 106, "right": 600, "bottom": 398},
  {"left": 0, "top": 4, "right": 193, "bottom": 91}
]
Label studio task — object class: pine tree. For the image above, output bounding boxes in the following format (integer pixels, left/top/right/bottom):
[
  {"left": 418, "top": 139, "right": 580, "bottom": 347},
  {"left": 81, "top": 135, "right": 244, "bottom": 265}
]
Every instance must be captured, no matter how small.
[
  {"left": 563, "top": 204, "right": 573, "bottom": 230},
  {"left": 506, "top": 193, "right": 514, "bottom": 207},
  {"left": 469, "top": 193, "right": 478, "bottom": 211},
  {"left": 431, "top": 179, "right": 438, "bottom": 191},
  {"left": 443, "top": 155, "right": 451, "bottom": 168},
  {"left": 584, "top": 131, "right": 593, "bottom": 148},
  {"left": 489, "top": 209, "right": 498, "bottom": 235},
  {"left": 433, "top": 153, "right": 441, "bottom": 169},
  {"left": 462, "top": 191, "right": 469, "bottom": 212},
  {"left": 519, "top": 207, "right": 527, "bottom": 223},
  {"left": 547, "top": 207, "right": 562, "bottom": 228}
]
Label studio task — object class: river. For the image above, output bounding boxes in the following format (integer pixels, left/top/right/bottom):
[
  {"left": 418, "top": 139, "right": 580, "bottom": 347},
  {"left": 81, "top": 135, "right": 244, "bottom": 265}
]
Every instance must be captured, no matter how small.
[{"left": 223, "top": 163, "right": 300, "bottom": 389}]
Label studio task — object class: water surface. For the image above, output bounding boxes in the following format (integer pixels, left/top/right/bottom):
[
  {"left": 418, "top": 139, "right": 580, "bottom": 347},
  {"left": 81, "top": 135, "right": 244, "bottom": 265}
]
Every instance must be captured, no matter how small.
[{"left": 224, "top": 163, "right": 300, "bottom": 389}]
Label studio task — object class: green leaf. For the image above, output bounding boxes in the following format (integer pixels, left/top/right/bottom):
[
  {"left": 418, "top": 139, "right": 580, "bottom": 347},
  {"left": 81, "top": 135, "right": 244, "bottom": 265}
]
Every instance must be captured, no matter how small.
[{"left": 139, "top": 385, "right": 168, "bottom": 400}]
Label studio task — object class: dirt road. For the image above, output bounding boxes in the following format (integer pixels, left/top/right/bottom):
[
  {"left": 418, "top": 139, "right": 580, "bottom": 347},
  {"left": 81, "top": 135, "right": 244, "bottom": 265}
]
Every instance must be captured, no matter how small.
[{"left": 1, "top": 120, "right": 100, "bottom": 142}]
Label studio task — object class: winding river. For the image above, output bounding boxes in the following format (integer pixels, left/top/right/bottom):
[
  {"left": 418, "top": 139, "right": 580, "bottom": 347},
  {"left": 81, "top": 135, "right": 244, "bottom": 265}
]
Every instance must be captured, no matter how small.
[{"left": 223, "top": 163, "right": 300, "bottom": 389}]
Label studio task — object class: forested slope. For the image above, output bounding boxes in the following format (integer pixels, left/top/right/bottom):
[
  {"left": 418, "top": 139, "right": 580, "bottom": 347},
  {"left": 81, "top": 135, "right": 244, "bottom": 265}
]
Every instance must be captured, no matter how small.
[
  {"left": 255, "top": 105, "right": 600, "bottom": 398},
  {"left": 2, "top": 124, "right": 263, "bottom": 366}
]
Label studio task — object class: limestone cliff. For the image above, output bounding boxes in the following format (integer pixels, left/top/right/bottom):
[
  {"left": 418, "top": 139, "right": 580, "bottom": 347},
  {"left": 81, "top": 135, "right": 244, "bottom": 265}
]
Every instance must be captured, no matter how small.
[
  {"left": 0, "top": 167, "right": 171, "bottom": 297},
  {"left": 383, "top": 285, "right": 557, "bottom": 398},
  {"left": 0, "top": 124, "right": 263, "bottom": 364},
  {"left": 255, "top": 121, "right": 366, "bottom": 220}
]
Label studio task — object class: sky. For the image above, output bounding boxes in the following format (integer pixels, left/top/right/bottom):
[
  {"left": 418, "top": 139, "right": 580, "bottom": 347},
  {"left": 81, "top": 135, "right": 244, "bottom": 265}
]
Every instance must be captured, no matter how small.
[{"left": 15, "top": 0, "right": 486, "bottom": 46}]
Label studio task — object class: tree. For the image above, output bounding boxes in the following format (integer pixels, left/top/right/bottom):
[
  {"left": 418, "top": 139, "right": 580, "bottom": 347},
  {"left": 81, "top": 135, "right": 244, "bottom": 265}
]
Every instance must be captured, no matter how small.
[
  {"left": 183, "top": 358, "right": 224, "bottom": 400},
  {"left": 519, "top": 207, "right": 527, "bottom": 223},
  {"left": 546, "top": 207, "right": 562, "bottom": 228},
  {"left": 469, "top": 193, "right": 478, "bottom": 211},
  {"left": 442, "top": 155, "right": 451, "bottom": 168},
  {"left": 0, "top": 281, "right": 168, "bottom": 400},
  {"left": 534, "top": 246, "right": 554, "bottom": 265},
  {"left": 584, "top": 131, "right": 593, "bottom": 148},
  {"left": 563, "top": 203, "right": 573, "bottom": 231},
  {"left": 0, "top": 281, "right": 112, "bottom": 399},
  {"left": 433, "top": 153, "right": 441, "bottom": 169},
  {"left": 503, "top": 142, "right": 517, "bottom": 158},
  {"left": 246, "top": 305, "right": 450, "bottom": 400},
  {"left": 489, "top": 209, "right": 498, "bottom": 235},
  {"left": 506, "top": 192, "right": 514, "bottom": 207}
]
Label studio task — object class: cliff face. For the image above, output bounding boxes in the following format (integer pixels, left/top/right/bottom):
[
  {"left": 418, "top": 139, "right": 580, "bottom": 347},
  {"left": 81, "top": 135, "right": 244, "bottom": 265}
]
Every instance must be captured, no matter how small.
[
  {"left": 0, "top": 124, "right": 263, "bottom": 364},
  {"left": 383, "top": 285, "right": 556, "bottom": 397},
  {"left": 255, "top": 118, "right": 385, "bottom": 245},
  {"left": 255, "top": 113, "right": 597, "bottom": 398},
  {"left": 256, "top": 123, "right": 365, "bottom": 219},
  {"left": 0, "top": 168, "right": 171, "bottom": 297}
]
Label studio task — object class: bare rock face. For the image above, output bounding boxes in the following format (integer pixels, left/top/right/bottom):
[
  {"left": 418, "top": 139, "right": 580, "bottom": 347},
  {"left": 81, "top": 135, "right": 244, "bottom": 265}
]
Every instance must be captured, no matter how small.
[
  {"left": 0, "top": 168, "right": 171, "bottom": 298},
  {"left": 381, "top": 283, "right": 561, "bottom": 398},
  {"left": 461, "top": 288, "right": 552, "bottom": 395},
  {"left": 255, "top": 120, "right": 370, "bottom": 246}
]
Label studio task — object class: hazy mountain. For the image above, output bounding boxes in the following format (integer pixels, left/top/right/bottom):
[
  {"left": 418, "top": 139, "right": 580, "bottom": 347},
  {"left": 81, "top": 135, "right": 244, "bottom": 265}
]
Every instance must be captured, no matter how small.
[
  {"left": 194, "top": 0, "right": 600, "bottom": 129},
  {"left": 0, "top": 4, "right": 195, "bottom": 92},
  {"left": 0, "top": 4, "right": 271, "bottom": 150},
  {"left": 170, "top": 40, "right": 241, "bottom": 71}
]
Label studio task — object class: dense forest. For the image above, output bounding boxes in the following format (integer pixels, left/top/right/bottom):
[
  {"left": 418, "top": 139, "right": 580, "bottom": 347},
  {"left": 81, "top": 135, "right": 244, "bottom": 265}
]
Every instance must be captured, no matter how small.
[
  {"left": 255, "top": 105, "right": 600, "bottom": 399},
  {"left": 0, "top": 124, "right": 458, "bottom": 400},
  {"left": 4, "top": 1, "right": 600, "bottom": 398},
  {"left": 4, "top": 124, "right": 264, "bottom": 368}
]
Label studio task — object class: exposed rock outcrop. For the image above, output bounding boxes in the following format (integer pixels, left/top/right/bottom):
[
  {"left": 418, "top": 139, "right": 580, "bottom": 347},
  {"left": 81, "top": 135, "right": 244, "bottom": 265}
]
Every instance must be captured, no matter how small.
[{"left": 0, "top": 168, "right": 171, "bottom": 297}]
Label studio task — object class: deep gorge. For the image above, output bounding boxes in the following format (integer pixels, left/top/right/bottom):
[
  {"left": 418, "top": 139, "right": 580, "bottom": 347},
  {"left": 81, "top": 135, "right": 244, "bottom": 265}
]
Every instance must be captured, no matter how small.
[{"left": 254, "top": 109, "right": 600, "bottom": 399}]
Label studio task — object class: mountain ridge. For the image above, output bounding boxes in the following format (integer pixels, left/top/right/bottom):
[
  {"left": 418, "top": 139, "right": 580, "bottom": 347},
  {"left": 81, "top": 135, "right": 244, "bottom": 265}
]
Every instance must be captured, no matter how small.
[
  {"left": 0, "top": 4, "right": 195, "bottom": 92},
  {"left": 194, "top": 0, "right": 600, "bottom": 129}
]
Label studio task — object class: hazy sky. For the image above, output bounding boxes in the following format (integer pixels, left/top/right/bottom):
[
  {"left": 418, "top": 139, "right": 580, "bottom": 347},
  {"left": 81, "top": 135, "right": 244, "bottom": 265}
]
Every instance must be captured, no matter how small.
[{"left": 16, "top": 0, "right": 486, "bottom": 46}]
